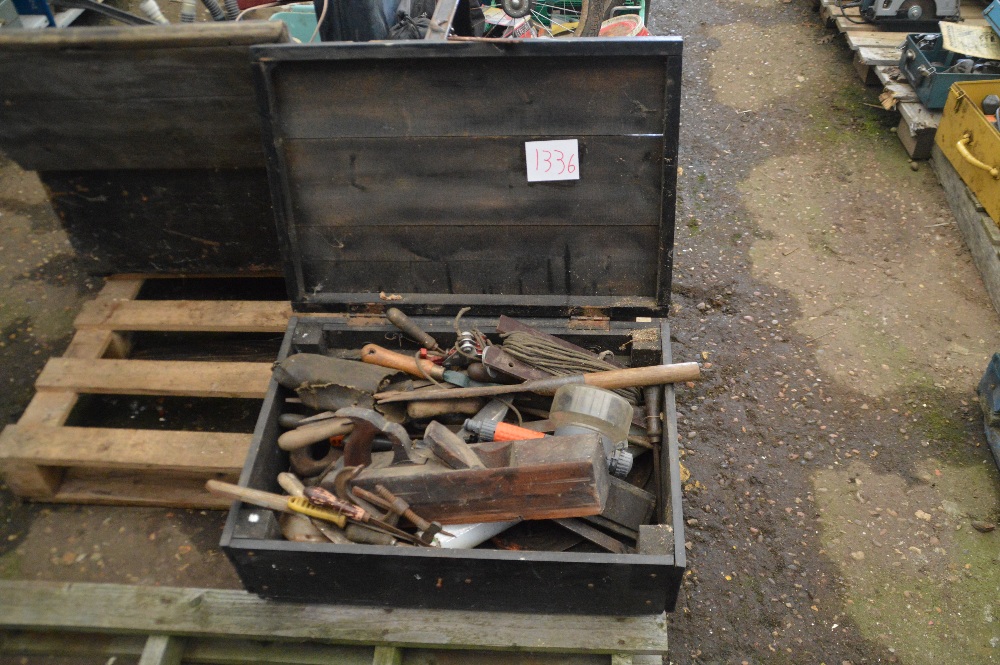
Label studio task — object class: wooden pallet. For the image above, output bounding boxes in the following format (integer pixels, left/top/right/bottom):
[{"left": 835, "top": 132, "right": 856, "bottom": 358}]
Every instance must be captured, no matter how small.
[
  {"left": 815, "top": 0, "right": 992, "bottom": 158},
  {"left": 0, "top": 580, "right": 666, "bottom": 664},
  {"left": 816, "top": 0, "right": 987, "bottom": 33},
  {"left": 819, "top": 0, "right": 991, "bottom": 83},
  {"left": 0, "top": 276, "right": 294, "bottom": 509}
]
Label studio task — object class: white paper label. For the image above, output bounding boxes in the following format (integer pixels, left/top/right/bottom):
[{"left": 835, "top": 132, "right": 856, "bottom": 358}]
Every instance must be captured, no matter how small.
[{"left": 525, "top": 139, "right": 580, "bottom": 182}]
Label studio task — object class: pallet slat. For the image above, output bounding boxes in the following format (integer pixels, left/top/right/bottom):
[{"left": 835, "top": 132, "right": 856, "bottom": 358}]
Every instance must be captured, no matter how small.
[
  {"left": 0, "top": 581, "right": 671, "bottom": 655},
  {"left": 845, "top": 32, "right": 906, "bottom": 50},
  {"left": 0, "top": 276, "right": 290, "bottom": 508},
  {"left": 35, "top": 358, "right": 272, "bottom": 399},
  {"left": 856, "top": 45, "right": 902, "bottom": 65},
  {"left": 0, "top": 425, "right": 249, "bottom": 473},
  {"left": 74, "top": 299, "right": 293, "bottom": 333},
  {"left": 53, "top": 471, "right": 237, "bottom": 509}
]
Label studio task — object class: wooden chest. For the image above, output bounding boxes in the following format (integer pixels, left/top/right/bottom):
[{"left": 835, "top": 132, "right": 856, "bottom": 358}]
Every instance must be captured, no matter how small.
[{"left": 220, "top": 37, "right": 687, "bottom": 615}]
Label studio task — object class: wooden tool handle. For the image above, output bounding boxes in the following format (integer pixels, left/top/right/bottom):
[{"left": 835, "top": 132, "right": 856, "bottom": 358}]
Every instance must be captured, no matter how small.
[
  {"left": 406, "top": 398, "right": 484, "bottom": 420},
  {"left": 386, "top": 308, "right": 440, "bottom": 350},
  {"left": 205, "top": 479, "right": 290, "bottom": 513},
  {"left": 361, "top": 344, "right": 445, "bottom": 380},
  {"left": 376, "top": 362, "right": 701, "bottom": 403},
  {"left": 277, "top": 472, "right": 306, "bottom": 498},
  {"left": 583, "top": 362, "right": 701, "bottom": 390},
  {"left": 277, "top": 417, "right": 353, "bottom": 451}
]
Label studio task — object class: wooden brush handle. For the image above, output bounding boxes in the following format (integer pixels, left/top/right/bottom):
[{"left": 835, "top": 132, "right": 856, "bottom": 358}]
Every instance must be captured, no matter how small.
[
  {"left": 277, "top": 417, "right": 353, "bottom": 451},
  {"left": 582, "top": 362, "right": 701, "bottom": 390},
  {"left": 376, "top": 362, "right": 701, "bottom": 403},
  {"left": 361, "top": 344, "right": 445, "bottom": 380},
  {"left": 205, "top": 479, "right": 289, "bottom": 513}
]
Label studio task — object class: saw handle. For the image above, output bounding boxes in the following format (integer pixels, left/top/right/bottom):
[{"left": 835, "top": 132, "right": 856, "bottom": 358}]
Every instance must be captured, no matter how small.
[{"left": 361, "top": 344, "right": 445, "bottom": 380}]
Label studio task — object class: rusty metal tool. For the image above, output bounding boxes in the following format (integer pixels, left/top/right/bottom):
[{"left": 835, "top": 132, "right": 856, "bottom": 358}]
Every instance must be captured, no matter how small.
[
  {"left": 334, "top": 407, "right": 427, "bottom": 467},
  {"left": 423, "top": 420, "right": 487, "bottom": 469},
  {"left": 386, "top": 307, "right": 442, "bottom": 352},
  {"left": 351, "top": 485, "right": 453, "bottom": 544},
  {"left": 304, "top": 485, "right": 428, "bottom": 546},
  {"left": 375, "top": 484, "right": 448, "bottom": 543},
  {"left": 375, "top": 362, "right": 702, "bottom": 403},
  {"left": 272, "top": 353, "right": 400, "bottom": 416},
  {"left": 643, "top": 385, "right": 664, "bottom": 517}
]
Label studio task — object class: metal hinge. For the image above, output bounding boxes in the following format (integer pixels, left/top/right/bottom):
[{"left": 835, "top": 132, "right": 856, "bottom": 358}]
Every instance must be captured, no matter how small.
[{"left": 569, "top": 307, "right": 611, "bottom": 331}]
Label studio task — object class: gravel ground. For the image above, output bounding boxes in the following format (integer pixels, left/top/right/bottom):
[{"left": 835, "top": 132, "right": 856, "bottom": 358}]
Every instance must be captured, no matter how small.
[{"left": 2, "top": 0, "right": 1000, "bottom": 663}]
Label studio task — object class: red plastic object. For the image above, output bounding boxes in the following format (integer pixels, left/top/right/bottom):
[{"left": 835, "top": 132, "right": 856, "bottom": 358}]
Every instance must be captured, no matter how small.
[{"left": 492, "top": 422, "right": 546, "bottom": 442}]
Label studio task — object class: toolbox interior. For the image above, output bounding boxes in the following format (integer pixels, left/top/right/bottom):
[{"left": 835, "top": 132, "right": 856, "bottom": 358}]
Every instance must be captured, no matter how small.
[{"left": 221, "top": 315, "right": 686, "bottom": 615}]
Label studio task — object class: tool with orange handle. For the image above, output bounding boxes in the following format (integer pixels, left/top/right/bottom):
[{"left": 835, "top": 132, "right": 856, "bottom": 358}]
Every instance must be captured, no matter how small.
[
  {"left": 464, "top": 418, "right": 546, "bottom": 442},
  {"left": 361, "top": 344, "right": 493, "bottom": 387}
]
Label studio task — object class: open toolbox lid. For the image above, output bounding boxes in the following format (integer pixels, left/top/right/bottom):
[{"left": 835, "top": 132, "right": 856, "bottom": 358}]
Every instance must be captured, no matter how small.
[{"left": 251, "top": 38, "right": 682, "bottom": 318}]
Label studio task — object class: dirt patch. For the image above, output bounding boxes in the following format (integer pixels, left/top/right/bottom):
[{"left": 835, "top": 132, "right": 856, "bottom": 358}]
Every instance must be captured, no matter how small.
[
  {"left": 707, "top": 22, "right": 843, "bottom": 112},
  {"left": 0, "top": 1, "right": 999, "bottom": 663},
  {"left": 814, "top": 457, "right": 1000, "bottom": 662},
  {"left": 2, "top": 505, "right": 242, "bottom": 588},
  {"left": 741, "top": 146, "right": 1000, "bottom": 397}
]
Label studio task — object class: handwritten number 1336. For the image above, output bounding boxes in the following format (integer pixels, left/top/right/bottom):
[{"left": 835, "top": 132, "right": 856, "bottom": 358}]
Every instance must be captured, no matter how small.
[{"left": 533, "top": 148, "right": 577, "bottom": 175}]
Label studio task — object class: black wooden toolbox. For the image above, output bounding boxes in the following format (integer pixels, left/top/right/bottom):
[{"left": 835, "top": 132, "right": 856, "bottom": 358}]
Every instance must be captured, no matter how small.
[{"left": 220, "top": 37, "right": 686, "bottom": 615}]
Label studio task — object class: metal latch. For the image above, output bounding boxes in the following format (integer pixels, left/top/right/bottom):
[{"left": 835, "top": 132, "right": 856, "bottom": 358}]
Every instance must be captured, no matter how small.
[{"left": 569, "top": 307, "right": 611, "bottom": 331}]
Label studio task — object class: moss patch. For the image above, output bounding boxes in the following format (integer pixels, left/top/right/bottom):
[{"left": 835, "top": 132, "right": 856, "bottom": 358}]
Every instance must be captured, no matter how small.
[{"left": 814, "top": 459, "right": 1000, "bottom": 663}]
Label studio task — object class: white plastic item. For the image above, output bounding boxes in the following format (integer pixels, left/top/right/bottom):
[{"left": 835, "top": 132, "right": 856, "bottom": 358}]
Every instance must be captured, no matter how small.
[
  {"left": 139, "top": 0, "right": 170, "bottom": 23},
  {"left": 180, "top": 0, "right": 197, "bottom": 22},
  {"left": 434, "top": 520, "right": 520, "bottom": 549}
]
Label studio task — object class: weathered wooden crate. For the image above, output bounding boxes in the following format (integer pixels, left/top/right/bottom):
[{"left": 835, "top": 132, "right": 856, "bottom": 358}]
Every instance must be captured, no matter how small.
[
  {"left": 221, "top": 38, "right": 688, "bottom": 616},
  {"left": 0, "top": 24, "right": 288, "bottom": 275}
]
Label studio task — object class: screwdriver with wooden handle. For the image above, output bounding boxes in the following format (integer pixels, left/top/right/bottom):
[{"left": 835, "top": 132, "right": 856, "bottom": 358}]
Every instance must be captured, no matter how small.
[
  {"left": 375, "top": 362, "right": 701, "bottom": 403},
  {"left": 386, "top": 307, "right": 441, "bottom": 352},
  {"left": 206, "top": 479, "right": 347, "bottom": 527}
]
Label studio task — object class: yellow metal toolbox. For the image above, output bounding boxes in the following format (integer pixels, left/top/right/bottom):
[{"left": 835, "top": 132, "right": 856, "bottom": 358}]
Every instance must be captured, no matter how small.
[{"left": 936, "top": 80, "right": 1000, "bottom": 227}]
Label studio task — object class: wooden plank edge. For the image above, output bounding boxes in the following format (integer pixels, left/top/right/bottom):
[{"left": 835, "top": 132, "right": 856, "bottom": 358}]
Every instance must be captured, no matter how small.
[
  {"left": 0, "top": 424, "right": 249, "bottom": 474},
  {"left": 0, "top": 461, "right": 63, "bottom": 499},
  {"left": 853, "top": 53, "right": 881, "bottom": 86},
  {"left": 896, "top": 117, "right": 933, "bottom": 159},
  {"left": 0, "top": 632, "right": 376, "bottom": 665},
  {"left": 0, "top": 581, "right": 671, "bottom": 655},
  {"left": 98, "top": 276, "right": 146, "bottom": 302},
  {"left": 49, "top": 472, "right": 239, "bottom": 510},
  {"left": 0, "top": 22, "right": 288, "bottom": 50},
  {"left": 35, "top": 358, "right": 272, "bottom": 399},
  {"left": 74, "top": 299, "right": 293, "bottom": 333}
]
